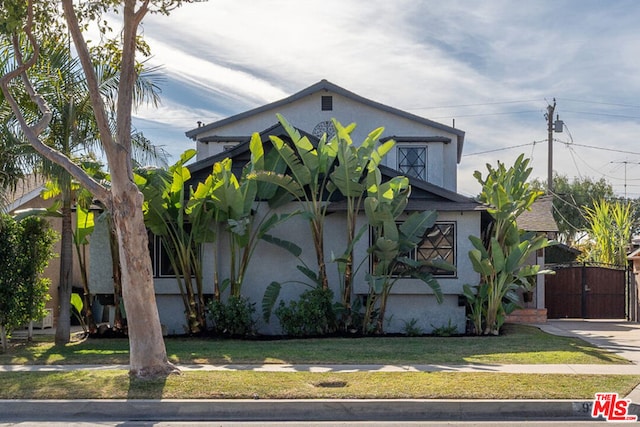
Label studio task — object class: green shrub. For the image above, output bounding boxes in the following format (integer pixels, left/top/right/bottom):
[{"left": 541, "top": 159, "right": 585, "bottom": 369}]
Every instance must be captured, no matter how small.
[
  {"left": 207, "top": 295, "right": 256, "bottom": 337},
  {"left": 402, "top": 318, "right": 423, "bottom": 337},
  {"left": 275, "top": 287, "right": 336, "bottom": 337},
  {"left": 431, "top": 319, "right": 458, "bottom": 337}
]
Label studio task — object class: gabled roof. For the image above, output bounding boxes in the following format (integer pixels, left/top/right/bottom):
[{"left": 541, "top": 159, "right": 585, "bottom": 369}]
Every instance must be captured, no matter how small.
[
  {"left": 628, "top": 247, "right": 640, "bottom": 260},
  {"left": 4, "top": 175, "right": 46, "bottom": 213},
  {"left": 188, "top": 123, "right": 482, "bottom": 213},
  {"left": 187, "top": 122, "right": 299, "bottom": 178},
  {"left": 516, "top": 196, "right": 559, "bottom": 233},
  {"left": 185, "top": 79, "right": 466, "bottom": 162}
]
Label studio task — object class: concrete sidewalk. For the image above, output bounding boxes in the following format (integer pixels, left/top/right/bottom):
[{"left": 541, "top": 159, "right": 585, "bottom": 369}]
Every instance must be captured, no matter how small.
[
  {"left": 536, "top": 319, "right": 640, "bottom": 364},
  {"left": 1, "top": 319, "right": 639, "bottom": 422},
  {"left": 1, "top": 361, "right": 639, "bottom": 374}
]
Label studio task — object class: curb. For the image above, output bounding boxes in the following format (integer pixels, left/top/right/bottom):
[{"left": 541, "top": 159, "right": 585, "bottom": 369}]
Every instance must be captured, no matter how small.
[{"left": 0, "top": 399, "right": 618, "bottom": 422}]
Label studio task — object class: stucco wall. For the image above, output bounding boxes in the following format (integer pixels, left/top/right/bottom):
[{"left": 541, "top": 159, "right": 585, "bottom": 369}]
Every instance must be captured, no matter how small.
[
  {"left": 194, "top": 203, "right": 481, "bottom": 335},
  {"left": 89, "top": 215, "right": 113, "bottom": 295},
  {"left": 195, "top": 90, "right": 460, "bottom": 192}
]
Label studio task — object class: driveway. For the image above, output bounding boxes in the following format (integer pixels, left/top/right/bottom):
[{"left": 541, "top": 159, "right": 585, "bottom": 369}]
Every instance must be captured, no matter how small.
[{"left": 538, "top": 319, "right": 640, "bottom": 364}]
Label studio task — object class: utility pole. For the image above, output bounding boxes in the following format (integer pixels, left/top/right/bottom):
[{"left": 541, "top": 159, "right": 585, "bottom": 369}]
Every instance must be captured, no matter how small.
[
  {"left": 546, "top": 99, "right": 556, "bottom": 194},
  {"left": 610, "top": 161, "right": 640, "bottom": 198}
]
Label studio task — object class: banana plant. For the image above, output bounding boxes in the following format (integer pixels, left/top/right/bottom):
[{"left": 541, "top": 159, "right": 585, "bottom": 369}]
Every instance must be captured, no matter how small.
[
  {"left": 468, "top": 155, "right": 556, "bottom": 335},
  {"left": 328, "top": 119, "right": 395, "bottom": 323},
  {"left": 187, "top": 133, "right": 298, "bottom": 298},
  {"left": 138, "top": 149, "right": 207, "bottom": 334},
  {"left": 41, "top": 157, "right": 109, "bottom": 333},
  {"left": 363, "top": 168, "right": 448, "bottom": 334},
  {"left": 248, "top": 114, "right": 339, "bottom": 290}
]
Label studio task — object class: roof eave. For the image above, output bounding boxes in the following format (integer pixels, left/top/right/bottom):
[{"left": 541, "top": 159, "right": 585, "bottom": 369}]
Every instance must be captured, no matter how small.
[{"left": 185, "top": 80, "right": 466, "bottom": 153}]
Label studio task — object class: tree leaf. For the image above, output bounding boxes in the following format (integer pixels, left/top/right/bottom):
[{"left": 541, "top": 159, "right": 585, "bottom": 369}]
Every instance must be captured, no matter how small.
[{"left": 262, "top": 281, "right": 281, "bottom": 323}]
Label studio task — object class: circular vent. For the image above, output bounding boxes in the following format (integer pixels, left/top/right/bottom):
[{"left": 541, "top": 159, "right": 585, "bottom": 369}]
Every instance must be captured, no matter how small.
[{"left": 312, "top": 120, "right": 336, "bottom": 139}]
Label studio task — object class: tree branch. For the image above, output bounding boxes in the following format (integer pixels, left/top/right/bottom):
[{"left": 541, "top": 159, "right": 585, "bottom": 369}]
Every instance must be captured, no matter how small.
[
  {"left": 0, "top": 0, "right": 110, "bottom": 204},
  {"left": 61, "top": 0, "right": 117, "bottom": 162},
  {"left": 113, "top": 0, "right": 150, "bottom": 182}
]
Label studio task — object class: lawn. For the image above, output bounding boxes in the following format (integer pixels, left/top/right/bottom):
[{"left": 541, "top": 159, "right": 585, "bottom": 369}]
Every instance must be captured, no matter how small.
[
  {"left": 1, "top": 324, "right": 630, "bottom": 365},
  {"left": 2, "top": 324, "right": 638, "bottom": 400},
  {"left": 0, "top": 371, "right": 638, "bottom": 400}
]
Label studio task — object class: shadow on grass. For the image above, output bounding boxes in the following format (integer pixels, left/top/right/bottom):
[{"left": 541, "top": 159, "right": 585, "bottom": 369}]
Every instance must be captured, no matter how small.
[
  {"left": 1, "top": 324, "right": 630, "bottom": 366},
  {"left": 127, "top": 373, "right": 171, "bottom": 399},
  {"left": 2, "top": 335, "right": 130, "bottom": 365}
]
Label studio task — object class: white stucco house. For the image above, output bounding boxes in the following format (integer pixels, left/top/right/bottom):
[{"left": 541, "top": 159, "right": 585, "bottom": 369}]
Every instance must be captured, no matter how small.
[{"left": 92, "top": 79, "right": 486, "bottom": 335}]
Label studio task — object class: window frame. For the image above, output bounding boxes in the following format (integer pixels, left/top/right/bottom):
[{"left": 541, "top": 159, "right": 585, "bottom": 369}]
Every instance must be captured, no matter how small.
[
  {"left": 370, "top": 221, "right": 457, "bottom": 278},
  {"left": 148, "top": 232, "right": 176, "bottom": 278},
  {"left": 397, "top": 145, "right": 427, "bottom": 181},
  {"left": 415, "top": 222, "right": 456, "bottom": 277}
]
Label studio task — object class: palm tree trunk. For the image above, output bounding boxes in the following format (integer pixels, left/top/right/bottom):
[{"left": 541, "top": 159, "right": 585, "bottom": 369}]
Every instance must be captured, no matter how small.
[{"left": 55, "top": 198, "right": 73, "bottom": 345}]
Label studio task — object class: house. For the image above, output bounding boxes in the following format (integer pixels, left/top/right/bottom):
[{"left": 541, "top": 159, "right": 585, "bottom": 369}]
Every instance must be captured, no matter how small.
[
  {"left": 506, "top": 195, "right": 559, "bottom": 324},
  {"left": 89, "top": 79, "right": 485, "bottom": 335},
  {"left": 185, "top": 80, "right": 484, "bottom": 335},
  {"left": 4, "top": 175, "right": 82, "bottom": 328}
]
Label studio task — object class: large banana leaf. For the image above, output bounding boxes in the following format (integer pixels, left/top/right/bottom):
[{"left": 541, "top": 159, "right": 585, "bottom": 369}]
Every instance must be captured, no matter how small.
[
  {"left": 399, "top": 211, "right": 437, "bottom": 248},
  {"left": 248, "top": 171, "right": 305, "bottom": 200},
  {"left": 269, "top": 135, "right": 312, "bottom": 187},
  {"left": 261, "top": 233, "right": 302, "bottom": 258}
]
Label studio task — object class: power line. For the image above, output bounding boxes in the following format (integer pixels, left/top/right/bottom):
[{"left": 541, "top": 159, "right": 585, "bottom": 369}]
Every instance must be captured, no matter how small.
[
  {"left": 562, "top": 143, "right": 635, "bottom": 183},
  {"left": 407, "top": 99, "right": 542, "bottom": 110},
  {"left": 561, "top": 110, "right": 639, "bottom": 120},
  {"left": 463, "top": 141, "right": 536, "bottom": 157},
  {"left": 558, "top": 98, "right": 640, "bottom": 109},
  {"left": 430, "top": 110, "right": 541, "bottom": 119},
  {"left": 567, "top": 142, "right": 640, "bottom": 156}
]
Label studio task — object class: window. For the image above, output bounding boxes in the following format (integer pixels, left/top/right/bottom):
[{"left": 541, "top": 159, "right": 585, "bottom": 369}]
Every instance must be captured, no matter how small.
[
  {"left": 148, "top": 232, "right": 175, "bottom": 277},
  {"left": 370, "top": 222, "right": 456, "bottom": 277},
  {"left": 415, "top": 222, "right": 456, "bottom": 276},
  {"left": 321, "top": 95, "right": 333, "bottom": 111},
  {"left": 398, "top": 146, "right": 426, "bottom": 180}
]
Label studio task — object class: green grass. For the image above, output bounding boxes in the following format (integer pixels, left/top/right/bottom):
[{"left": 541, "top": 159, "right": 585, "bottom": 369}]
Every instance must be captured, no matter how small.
[
  {"left": 2, "top": 324, "right": 630, "bottom": 365},
  {"left": 2, "top": 324, "right": 638, "bottom": 400},
  {"left": 0, "top": 371, "right": 638, "bottom": 400}
]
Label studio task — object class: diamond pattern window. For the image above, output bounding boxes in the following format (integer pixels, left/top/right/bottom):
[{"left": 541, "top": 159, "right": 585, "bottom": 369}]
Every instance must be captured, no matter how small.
[
  {"left": 416, "top": 223, "right": 455, "bottom": 276},
  {"left": 398, "top": 146, "right": 426, "bottom": 180},
  {"left": 370, "top": 222, "right": 456, "bottom": 277}
]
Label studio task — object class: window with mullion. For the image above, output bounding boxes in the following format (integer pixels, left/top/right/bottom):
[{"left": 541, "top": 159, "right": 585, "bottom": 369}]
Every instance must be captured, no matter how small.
[
  {"left": 416, "top": 223, "right": 455, "bottom": 276},
  {"left": 369, "top": 221, "right": 456, "bottom": 277},
  {"left": 398, "top": 146, "right": 426, "bottom": 180}
]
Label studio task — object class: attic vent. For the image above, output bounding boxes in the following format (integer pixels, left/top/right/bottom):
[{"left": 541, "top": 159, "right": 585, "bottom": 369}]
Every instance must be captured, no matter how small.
[{"left": 321, "top": 95, "right": 333, "bottom": 111}]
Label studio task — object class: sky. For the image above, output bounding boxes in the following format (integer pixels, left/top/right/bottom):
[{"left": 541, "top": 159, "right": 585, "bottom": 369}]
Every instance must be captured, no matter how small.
[{"left": 130, "top": 0, "right": 640, "bottom": 198}]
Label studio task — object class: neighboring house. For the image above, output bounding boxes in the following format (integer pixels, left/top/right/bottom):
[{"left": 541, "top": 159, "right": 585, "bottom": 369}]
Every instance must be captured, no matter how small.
[
  {"left": 89, "top": 79, "right": 485, "bottom": 335},
  {"left": 507, "top": 195, "right": 559, "bottom": 324},
  {"left": 4, "top": 175, "right": 83, "bottom": 327}
]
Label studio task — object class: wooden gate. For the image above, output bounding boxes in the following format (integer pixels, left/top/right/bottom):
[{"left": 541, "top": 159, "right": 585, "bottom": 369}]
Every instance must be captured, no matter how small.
[{"left": 545, "top": 263, "right": 627, "bottom": 319}]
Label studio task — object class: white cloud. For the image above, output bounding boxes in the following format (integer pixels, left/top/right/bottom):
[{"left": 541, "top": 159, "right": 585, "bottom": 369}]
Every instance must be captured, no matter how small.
[{"left": 128, "top": 0, "right": 640, "bottom": 197}]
